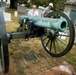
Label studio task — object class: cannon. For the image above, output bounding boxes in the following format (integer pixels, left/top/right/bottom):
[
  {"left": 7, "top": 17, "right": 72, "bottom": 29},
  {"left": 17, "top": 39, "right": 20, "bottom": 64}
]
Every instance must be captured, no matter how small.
[{"left": 0, "top": 11, "right": 75, "bottom": 74}]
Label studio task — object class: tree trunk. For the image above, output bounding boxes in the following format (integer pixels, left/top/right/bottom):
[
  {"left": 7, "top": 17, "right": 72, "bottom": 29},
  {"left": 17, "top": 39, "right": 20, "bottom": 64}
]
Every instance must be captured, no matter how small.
[{"left": 10, "top": 0, "right": 17, "bottom": 9}]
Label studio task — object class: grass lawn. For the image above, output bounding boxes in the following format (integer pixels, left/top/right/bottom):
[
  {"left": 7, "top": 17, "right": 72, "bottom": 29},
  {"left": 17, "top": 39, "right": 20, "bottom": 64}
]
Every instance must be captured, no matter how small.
[{"left": 5, "top": 8, "right": 76, "bottom": 75}]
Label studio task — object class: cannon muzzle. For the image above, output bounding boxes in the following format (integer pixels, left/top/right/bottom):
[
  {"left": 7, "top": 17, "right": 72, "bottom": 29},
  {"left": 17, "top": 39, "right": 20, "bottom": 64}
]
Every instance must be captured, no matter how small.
[
  {"left": 34, "top": 17, "right": 68, "bottom": 32},
  {"left": 50, "top": 18, "right": 68, "bottom": 32}
]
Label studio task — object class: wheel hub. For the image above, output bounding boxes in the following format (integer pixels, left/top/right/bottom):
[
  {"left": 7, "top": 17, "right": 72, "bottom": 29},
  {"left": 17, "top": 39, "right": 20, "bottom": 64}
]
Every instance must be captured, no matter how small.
[{"left": 49, "top": 30, "right": 57, "bottom": 40}]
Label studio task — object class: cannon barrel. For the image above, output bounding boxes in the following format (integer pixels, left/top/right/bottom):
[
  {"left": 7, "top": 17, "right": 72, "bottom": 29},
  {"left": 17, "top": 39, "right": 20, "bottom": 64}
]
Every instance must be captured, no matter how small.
[{"left": 19, "top": 16, "right": 68, "bottom": 32}]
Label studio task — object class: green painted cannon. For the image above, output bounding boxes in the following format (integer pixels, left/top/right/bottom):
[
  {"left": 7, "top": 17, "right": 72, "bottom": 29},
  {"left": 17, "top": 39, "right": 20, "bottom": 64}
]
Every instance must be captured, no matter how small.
[
  {"left": 0, "top": 11, "right": 75, "bottom": 74},
  {"left": 19, "top": 16, "right": 68, "bottom": 32}
]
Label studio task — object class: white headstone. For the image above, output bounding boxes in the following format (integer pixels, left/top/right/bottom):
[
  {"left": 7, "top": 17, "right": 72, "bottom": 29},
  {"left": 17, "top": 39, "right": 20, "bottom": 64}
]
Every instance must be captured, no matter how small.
[
  {"left": 14, "top": 11, "right": 18, "bottom": 17},
  {"left": 61, "top": 32, "right": 67, "bottom": 40},
  {"left": 3, "top": 12, "right": 12, "bottom": 21}
]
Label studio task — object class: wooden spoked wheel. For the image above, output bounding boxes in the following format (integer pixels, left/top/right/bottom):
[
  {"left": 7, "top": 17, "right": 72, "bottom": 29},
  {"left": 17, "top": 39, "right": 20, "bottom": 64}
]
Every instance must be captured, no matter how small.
[
  {"left": 0, "top": 11, "right": 9, "bottom": 73},
  {"left": 41, "top": 11, "right": 75, "bottom": 57}
]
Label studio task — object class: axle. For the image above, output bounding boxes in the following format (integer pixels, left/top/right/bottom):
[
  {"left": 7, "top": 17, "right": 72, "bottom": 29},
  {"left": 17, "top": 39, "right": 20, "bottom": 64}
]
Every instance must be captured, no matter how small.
[{"left": 6, "top": 31, "right": 30, "bottom": 43}]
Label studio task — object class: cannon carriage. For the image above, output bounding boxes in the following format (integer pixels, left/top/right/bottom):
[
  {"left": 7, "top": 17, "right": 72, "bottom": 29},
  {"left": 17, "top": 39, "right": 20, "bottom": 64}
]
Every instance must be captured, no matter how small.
[{"left": 0, "top": 11, "right": 75, "bottom": 74}]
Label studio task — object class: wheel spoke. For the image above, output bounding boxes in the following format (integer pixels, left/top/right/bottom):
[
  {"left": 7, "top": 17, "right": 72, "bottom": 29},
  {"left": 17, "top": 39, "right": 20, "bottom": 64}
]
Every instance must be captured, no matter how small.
[
  {"left": 55, "top": 39, "right": 63, "bottom": 52},
  {"left": 42, "top": 36, "right": 47, "bottom": 41},
  {"left": 53, "top": 40, "right": 56, "bottom": 54},
  {"left": 50, "top": 40, "right": 52, "bottom": 51},
  {"left": 57, "top": 37, "right": 67, "bottom": 46},
  {"left": 46, "top": 38, "right": 50, "bottom": 46}
]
